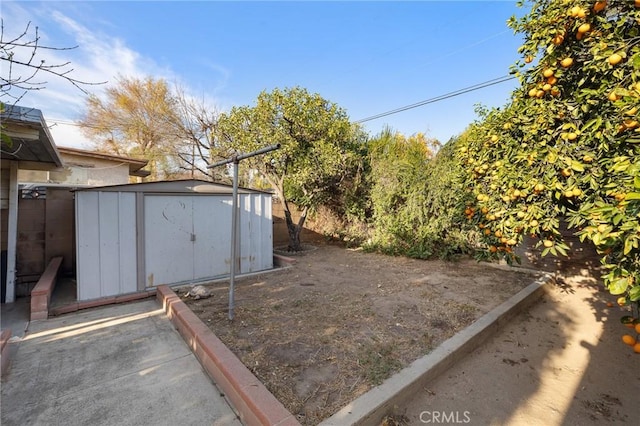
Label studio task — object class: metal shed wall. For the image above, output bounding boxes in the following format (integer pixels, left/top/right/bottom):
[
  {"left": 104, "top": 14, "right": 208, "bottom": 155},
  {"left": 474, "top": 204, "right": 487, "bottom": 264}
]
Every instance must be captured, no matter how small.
[
  {"left": 75, "top": 187, "right": 273, "bottom": 301},
  {"left": 76, "top": 191, "right": 137, "bottom": 300}
]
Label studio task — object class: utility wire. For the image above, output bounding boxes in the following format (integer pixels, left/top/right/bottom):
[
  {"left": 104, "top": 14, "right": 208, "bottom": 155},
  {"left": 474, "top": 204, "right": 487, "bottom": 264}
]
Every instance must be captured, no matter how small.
[
  {"left": 355, "top": 75, "right": 517, "bottom": 124},
  {"left": 46, "top": 75, "right": 518, "bottom": 128}
]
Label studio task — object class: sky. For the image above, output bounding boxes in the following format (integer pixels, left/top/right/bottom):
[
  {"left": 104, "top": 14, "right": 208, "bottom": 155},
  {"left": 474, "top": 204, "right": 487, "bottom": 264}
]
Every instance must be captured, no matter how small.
[{"left": 2, "top": 1, "right": 528, "bottom": 150}]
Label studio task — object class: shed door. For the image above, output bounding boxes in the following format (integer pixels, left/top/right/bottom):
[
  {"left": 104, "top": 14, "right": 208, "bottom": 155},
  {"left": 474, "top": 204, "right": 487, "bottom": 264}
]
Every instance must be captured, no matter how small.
[
  {"left": 144, "top": 195, "right": 233, "bottom": 286},
  {"left": 192, "top": 196, "right": 232, "bottom": 280}
]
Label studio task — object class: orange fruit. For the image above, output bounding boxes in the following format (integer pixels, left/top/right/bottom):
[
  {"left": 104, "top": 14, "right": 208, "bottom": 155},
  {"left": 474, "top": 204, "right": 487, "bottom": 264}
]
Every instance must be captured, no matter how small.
[
  {"left": 623, "top": 120, "right": 639, "bottom": 129},
  {"left": 543, "top": 240, "right": 553, "bottom": 248},
  {"left": 608, "top": 53, "right": 622, "bottom": 65},
  {"left": 525, "top": 55, "right": 534, "bottom": 64},
  {"left": 578, "top": 23, "right": 591, "bottom": 34},
  {"left": 608, "top": 91, "right": 620, "bottom": 101},
  {"left": 622, "top": 334, "right": 637, "bottom": 346},
  {"left": 606, "top": 302, "right": 614, "bottom": 307},
  {"left": 593, "top": 1, "right": 606, "bottom": 13},
  {"left": 547, "top": 76, "right": 558, "bottom": 85},
  {"left": 561, "top": 168, "right": 572, "bottom": 177},
  {"left": 543, "top": 68, "right": 554, "bottom": 78},
  {"left": 489, "top": 246, "right": 498, "bottom": 253},
  {"left": 636, "top": 0, "right": 640, "bottom": 8},
  {"left": 560, "top": 57, "right": 574, "bottom": 68},
  {"left": 572, "top": 188, "right": 582, "bottom": 197},
  {"left": 552, "top": 34, "right": 565, "bottom": 45},
  {"left": 617, "top": 297, "right": 627, "bottom": 307},
  {"left": 529, "top": 88, "right": 538, "bottom": 98},
  {"left": 634, "top": 342, "right": 640, "bottom": 354},
  {"left": 635, "top": 323, "right": 640, "bottom": 334}
]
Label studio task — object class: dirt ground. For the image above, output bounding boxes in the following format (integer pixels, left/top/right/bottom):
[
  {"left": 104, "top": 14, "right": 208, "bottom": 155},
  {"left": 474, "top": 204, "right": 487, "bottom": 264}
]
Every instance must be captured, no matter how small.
[
  {"left": 180, "top": 242, "right": 541, "bottom": 425},
  {"left": 398, "top": 274, "right": 640, "bottom": 425}
]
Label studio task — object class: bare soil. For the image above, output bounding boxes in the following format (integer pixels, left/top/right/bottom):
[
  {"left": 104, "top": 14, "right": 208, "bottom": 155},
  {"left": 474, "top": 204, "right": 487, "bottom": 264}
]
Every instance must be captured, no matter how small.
[
  {"left": 399, "top": 274, "right": 640, "bottom": 425},
  {"left": 180, "top": 242, "right": 541, "bottom": 425}
]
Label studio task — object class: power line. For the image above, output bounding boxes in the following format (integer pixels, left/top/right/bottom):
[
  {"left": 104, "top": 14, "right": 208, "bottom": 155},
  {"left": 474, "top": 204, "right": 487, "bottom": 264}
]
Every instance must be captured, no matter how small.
[
  {"left": 47, "top": 75, "right": 518, "bottom": 129},
  {"left": 355, "top": 75, "right": 517, "bottom": 124}
]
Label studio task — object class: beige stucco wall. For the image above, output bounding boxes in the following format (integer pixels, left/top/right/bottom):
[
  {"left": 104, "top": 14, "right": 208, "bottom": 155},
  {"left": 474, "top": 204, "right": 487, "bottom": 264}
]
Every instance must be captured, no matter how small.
[{"left": 18, "top": 153, "right": 132, "bottom": 186}]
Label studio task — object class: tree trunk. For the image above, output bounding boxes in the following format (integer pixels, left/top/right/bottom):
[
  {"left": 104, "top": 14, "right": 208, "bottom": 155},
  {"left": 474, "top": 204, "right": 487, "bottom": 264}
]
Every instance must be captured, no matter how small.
[{"left": 284, "top": 207, "right": 308, "bottom": 252}]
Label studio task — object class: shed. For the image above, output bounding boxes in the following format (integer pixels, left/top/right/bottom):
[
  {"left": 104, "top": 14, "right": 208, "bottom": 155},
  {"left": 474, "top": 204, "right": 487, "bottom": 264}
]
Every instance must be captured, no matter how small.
[{"left": 74, "top": 179, "right": 273, "bottom": 301}]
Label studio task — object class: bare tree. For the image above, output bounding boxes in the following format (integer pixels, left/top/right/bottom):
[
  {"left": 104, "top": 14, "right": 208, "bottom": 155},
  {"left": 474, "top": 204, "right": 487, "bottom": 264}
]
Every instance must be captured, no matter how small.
[
  {"left": 1, "top": 19, "right": 104, "bottom": 104},
  {"left": 171, "top": 85, "right": 226, "bottom": 181}
]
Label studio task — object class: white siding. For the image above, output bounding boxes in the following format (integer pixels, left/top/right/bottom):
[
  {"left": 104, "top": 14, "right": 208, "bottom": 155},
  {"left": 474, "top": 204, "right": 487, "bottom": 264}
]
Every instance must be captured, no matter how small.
[
  {"left": 144, "top": 195, "right": 194, "bottom": 286},
  {"left": 192, "top": 195, "right": 232, "bottom": 281},
  {"left": 239, "top": 193, "right": 273, "bottom": 273},
  {"left": 76, "top": 191, "right": 137, "bottom": 301},
  {"left": 76, "top": 187, "right": 273, "bottom": 298},
  {"left": 144, "top": 193, "right": 272, "bottom": 287}
]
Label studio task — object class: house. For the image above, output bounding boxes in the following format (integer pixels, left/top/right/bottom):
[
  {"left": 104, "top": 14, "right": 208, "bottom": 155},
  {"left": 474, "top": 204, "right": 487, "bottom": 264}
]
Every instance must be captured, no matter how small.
[
  {"left": 13, "top": 147, "right": 150, "bottom": 296},
  {"left": 18, "top": 146, "right": 150, "bottom": 186},
  {"left": 1, "top": 105, "right": 64, "bottom": 303},
  {"left": 1, "top": 105, "right": 152, "bottom": 303}
]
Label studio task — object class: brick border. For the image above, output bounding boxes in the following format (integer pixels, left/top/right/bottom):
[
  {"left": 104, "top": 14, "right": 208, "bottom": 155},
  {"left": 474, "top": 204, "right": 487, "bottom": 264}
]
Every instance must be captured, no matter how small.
[
  {"left": 30, "top": 257, "right": 63, "bottom": 320},
  {"left": 273, "top": 253, "right": 297, "bottom": 268},
  {"left": 156, "top": 285, "right": 300, "bottom": 426},
  {"left": 1, "top": 328, "right": 12, "bottom": 376},
  {"left": 50, "top": 290, "right": 156, "bottom": 316}
]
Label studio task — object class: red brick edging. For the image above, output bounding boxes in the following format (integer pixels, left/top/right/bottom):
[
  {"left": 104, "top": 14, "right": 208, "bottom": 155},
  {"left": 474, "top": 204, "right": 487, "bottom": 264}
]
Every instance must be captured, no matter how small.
[
  {"left": 1, "top": 328, "right": 12, "bottom": 376},
  {"left": 156, "top": 285, "right": 300, "bottom": 426},
  {"left": 50, "top": 290, "right": 156, "bottom": 316},
  {"left": 30, "top": 256, "right": 63, "bottom": 320}
]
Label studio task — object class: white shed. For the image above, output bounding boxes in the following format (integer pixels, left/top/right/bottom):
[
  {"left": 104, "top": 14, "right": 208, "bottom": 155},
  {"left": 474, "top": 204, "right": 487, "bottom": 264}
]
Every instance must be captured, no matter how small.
[{"left": 75, "top": 179, "right": 273, "bottom": 301}]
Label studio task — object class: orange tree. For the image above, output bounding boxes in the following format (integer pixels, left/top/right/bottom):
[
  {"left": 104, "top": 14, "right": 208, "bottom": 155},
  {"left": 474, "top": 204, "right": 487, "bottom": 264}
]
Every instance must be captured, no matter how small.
[{"left": 457, "top": 0, "right": 640, "bottom": 310}]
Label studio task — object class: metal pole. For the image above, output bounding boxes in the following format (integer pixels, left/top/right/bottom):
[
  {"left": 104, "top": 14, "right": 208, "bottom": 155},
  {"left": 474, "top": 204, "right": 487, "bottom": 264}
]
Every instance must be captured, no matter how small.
[
  {"left": 207, "top": 143, "right": 280, "bottom": 321},
  {"left": 229, "top": 160, "right": 239, "bottom": 320}
]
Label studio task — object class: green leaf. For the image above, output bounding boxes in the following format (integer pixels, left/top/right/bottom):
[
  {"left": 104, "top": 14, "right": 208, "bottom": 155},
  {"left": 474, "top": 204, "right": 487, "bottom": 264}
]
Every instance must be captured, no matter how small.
[
  {"left": 629, "top": 286, "right": 640, "bottom": 302},
  {"left": 608, "top": 277, "right": 629, "bottom": 295},
  {"left": 624, "top": 237, "right": 633, "bottom": 255},
  {"left": 625, "top": 192, "right": 640, "bottom": 200},
  {"left": 571, "top": 160, "right": 585, "bottom": 172}
]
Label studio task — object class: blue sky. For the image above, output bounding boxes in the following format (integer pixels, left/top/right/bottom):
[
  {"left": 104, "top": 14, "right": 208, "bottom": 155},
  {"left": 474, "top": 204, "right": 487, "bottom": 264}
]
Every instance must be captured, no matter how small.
[{"left": 2, "top": 1, "right": 527, "bottom": 149}]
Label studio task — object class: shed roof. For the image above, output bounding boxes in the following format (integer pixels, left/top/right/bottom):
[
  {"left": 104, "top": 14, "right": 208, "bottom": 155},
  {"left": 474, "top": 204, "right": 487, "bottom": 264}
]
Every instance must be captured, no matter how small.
[{"left": 73, "top": 179, "right": 273, "bottom": 195}]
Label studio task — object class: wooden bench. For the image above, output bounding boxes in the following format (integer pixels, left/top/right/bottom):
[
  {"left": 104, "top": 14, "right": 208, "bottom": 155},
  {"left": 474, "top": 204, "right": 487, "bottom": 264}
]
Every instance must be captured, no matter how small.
[{"left": 30, "top": 256, "right": 63, "bottom": 321}]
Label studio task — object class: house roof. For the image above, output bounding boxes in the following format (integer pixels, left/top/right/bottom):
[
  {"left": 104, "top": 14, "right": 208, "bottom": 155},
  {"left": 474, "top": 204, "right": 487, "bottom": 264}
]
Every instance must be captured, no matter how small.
[
  {"left": 1, "top": 105, "right": 63, "bottom": 169},
  {"left": 57, "top": 146, "right": 151, "bottom": 178},
  {"left": 73, "top": 178, "right": 274, "bottom": 195}
]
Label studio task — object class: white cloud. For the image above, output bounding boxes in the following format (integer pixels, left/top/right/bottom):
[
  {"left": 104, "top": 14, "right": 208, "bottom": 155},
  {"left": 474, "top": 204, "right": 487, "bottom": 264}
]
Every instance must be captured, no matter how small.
[{"left": 1, "top": 2, "right": 207, "bottom": 149}]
